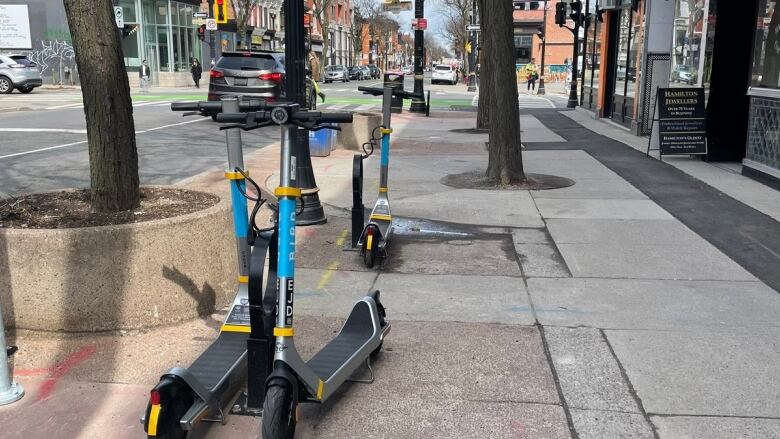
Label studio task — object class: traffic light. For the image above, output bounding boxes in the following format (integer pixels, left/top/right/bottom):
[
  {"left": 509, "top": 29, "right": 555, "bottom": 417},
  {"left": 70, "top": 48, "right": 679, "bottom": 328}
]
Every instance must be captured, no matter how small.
[
  {"left": 537, "top": 25, "right": 545, "bottom": 41},
  {"left": 198, "top": 24, "right": 206, "bottom": 41},
  {"left": 570, "top": 0, "right": 583, "bottom": 25},
  {"left": 554, "top": 2, "right": 567, "bottom": 26},
  {"left": 214, "top": 0, "right": 228, "bottom": 24}
]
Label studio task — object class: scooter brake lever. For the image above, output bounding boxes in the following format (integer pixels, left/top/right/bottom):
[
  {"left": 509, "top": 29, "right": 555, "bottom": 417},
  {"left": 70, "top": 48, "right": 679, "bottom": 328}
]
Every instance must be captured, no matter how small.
[{"left": 183, "top": 111, "right": 200, "bottom": 117}]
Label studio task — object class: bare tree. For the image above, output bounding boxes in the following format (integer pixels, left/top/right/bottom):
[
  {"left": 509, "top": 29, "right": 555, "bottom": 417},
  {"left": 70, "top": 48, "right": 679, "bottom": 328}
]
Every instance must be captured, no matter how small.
[
  {"left": 438, "top": 0, "right": 470, "bottom": 68},
  {"left": 483, "top": 0, "right": 524, "bottom": 183},
  {"left": 312, "top": 0, "right": 335, "bottom": 66},
  {"left": 353, "top": 0, "right": 397, "bottom": 65},
  {"left": 63, "top": 0, "right": 139, "bottom": 211},
  {"left": 232, "top": 0, "right": 260, "bottom": 50}
]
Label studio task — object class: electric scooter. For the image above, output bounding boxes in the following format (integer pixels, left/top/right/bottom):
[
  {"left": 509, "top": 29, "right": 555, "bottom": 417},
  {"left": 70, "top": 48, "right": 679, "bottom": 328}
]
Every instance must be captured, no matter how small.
[
  {"left": 217, "top": 103, "right": 390, "bottom": 438},
  {"left": 142, "top": 97, "right": 280, "bottom": 439},
  {"left": 353, "top": 85, "right": 420, "bottom": 268}
]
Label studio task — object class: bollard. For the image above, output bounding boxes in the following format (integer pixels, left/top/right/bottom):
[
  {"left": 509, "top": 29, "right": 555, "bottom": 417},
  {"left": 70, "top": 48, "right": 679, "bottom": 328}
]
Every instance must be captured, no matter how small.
[
  {"left": 0, "top": 298, "right": 24, "bottom": 406},
  {"left": 350, "top": 154, "right": 365, "bottom": 249}
]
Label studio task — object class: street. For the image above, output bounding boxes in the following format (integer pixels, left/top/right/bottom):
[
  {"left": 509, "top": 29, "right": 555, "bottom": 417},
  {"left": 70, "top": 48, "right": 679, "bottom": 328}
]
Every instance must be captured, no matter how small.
[{"left": 0, "top": 75, "right": 567, "bottom": 197}]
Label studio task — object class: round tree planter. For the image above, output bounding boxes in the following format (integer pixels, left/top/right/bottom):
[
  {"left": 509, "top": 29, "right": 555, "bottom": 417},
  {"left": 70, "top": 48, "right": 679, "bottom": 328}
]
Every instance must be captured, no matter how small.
[
  {"left": 335, "top": 112, "right": 382, "bottom": 151},
  {"left": 0, "top": 194, "right": 237, "bottom": 332}
]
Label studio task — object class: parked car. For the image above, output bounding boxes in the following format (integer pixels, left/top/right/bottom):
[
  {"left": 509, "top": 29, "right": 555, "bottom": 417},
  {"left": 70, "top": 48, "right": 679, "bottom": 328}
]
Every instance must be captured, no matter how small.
[
  {"left": 367, "top": 64, "right": 381, "bottom": 79},
  {"left": 359, "top": 66, "right": 371, "bottom": 80},
  {"left": 207, "top": 51, "right": 285, "bottom": 103},
  {"left": 348, "top": 66, "right": 363, "bottom": 81},
  {"left": 431, "top": 64, "right": 457, "bottom": 85},
  {"left": 672, "top": 64, "right": 697, "bottom": 85},
  {"left": 324, "top": 65, "right": 349, "bottom": 83},
  {"left": 0, "top": 54, "right": 43, "bottom": 94}
]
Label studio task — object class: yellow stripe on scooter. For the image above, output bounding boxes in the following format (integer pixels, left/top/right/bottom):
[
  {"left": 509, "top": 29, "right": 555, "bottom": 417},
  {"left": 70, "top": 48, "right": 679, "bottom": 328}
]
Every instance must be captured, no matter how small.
[
  {"left": 370, "top": 214, "right": 391, "bottom": 221},
  {"left": 224, "top": 171, "right": 247, "bottom": 180},
  {"left": 316, "top": 379, "right": 324, "bottom": 400},
  {"left": 221, "top": 324, "right": 251, "bottom": 333},
  {"left": 274, "top": 327, "right": 295, "bottom": 337},
  {"left": 148, "top": 404, "right": 161, "bottom": 436},
  {"left": 379, "top": 187, "right": 388, "bottom": 193},
  {"left": 366, "top": 234, "right": 373, "bottom": 250}
]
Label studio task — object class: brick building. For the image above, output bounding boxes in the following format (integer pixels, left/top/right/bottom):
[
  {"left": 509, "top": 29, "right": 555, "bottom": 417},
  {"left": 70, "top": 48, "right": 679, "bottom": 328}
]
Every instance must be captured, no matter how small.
[{"left": 513, "top": 1, "right": 573, "bottom": 79}]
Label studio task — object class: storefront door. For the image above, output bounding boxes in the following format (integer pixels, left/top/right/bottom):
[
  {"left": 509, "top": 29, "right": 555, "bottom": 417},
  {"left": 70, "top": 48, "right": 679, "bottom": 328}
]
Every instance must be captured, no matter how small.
[{"left": 608, "top": 6, "right": 640, "bottom": 126}]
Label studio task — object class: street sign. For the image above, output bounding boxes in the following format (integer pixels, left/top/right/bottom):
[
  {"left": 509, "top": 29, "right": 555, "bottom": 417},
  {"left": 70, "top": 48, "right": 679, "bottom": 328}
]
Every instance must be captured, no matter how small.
[
  {"left": 192, "top": 18, "right": 206, "bottom": 25},
  {"left": 412, "top": 18, "right": 428, "bottom": 30},
  {"left": 466, "top": 24, "right": 480, "bottom": 32},
  {"left": 205, "top": 19, "right": 218, "bottom": 31},
  {"left": 114, "top": 6, "right": 123, "bottom": 28},
  {"left": 193, "top": 12, "right": 209, "bottom": 18},
  {"left": 383, "top": 0, "right": 413, "bottom": 13}
]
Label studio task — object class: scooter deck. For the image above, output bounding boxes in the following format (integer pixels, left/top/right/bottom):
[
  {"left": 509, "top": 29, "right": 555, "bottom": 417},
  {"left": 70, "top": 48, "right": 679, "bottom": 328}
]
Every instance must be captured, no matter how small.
[
  {"left": 189, "top": 331, "right": 248, "bottom": 391},
  {"left": 307, "top": 301, "right": 374, "bottom": 380}
]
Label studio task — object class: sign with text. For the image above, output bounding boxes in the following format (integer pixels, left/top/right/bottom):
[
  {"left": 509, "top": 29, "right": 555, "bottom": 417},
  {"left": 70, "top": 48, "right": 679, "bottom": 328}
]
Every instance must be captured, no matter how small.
[
  {"left": 0, "top": 5, "right": 32, "bottom": 49},
  {"left": 412, "top": 18, "right": 427, "bottom": 30},
  {"left": 653, "top": 88, "right": 707, "bottom": 156}
]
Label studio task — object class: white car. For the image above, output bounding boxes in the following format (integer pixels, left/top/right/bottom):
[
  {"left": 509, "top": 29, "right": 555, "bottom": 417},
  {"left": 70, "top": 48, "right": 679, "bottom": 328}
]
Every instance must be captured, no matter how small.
[{"left": 432, "top": 65, "right": 457, "bottom": 85}]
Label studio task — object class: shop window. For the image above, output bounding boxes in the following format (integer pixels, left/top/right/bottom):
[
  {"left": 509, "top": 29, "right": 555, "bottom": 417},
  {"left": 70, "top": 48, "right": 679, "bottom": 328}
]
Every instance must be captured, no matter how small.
[
  {"left": 752, "top": 0, "right": 780, "bottom": 88},
  {"left": 671, "top": 0, "right": 716, "bottom": 89}
]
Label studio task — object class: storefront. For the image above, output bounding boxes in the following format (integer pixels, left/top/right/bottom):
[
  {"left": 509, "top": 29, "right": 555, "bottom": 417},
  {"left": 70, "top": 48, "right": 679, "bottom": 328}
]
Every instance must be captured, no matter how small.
[
  {"left": 746, "top": 0, "right": 780, "bottom": 186},
  {"left": 117, "top": 0, "right": 203, "bottom": 86}
]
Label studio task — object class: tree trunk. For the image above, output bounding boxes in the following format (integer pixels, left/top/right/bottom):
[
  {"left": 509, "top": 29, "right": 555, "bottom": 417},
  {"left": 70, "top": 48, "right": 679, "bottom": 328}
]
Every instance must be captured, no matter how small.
[
  {"left": 476, "top": 0, "right": 491, "bottom": 130},
  {"left": 485, "top": 0, "right": 524, "bottom": 183},
  {"left": 63, "top": 0, "right": 139, "bottom": 211}
]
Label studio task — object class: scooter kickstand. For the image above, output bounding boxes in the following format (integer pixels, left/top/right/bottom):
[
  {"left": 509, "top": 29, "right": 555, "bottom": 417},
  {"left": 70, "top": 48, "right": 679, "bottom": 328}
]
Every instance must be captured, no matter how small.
[{"left": 346, "top": 357, "right": 375, "bottom": 384}]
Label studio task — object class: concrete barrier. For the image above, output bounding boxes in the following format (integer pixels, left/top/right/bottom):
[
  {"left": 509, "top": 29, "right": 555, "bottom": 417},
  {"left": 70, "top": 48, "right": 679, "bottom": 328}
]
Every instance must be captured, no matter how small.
[
  {"left": 335, "top": 112, "right": 382, "bottom": 151},
  {"left": 0, "top": 193, "right": 237, "bottom": 332}
]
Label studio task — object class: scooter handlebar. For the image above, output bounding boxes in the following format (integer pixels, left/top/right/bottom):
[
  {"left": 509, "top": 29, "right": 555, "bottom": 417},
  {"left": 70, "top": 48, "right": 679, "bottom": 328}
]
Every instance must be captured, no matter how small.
[
  {"left": 171, "top": 100, "right": 272, "bottom": 115},
  {"left": 358, "top": 86, "right": 418, "bottom": 100},
  {"left": 215, "top": 110, "right": 353, "bottom": 125}
]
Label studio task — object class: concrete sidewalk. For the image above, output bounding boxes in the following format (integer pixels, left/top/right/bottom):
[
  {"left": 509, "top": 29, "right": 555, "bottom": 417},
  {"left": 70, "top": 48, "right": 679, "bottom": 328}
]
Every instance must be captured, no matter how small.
[{"left": 1, "top": 108, "right": 779, "bottom": 438}]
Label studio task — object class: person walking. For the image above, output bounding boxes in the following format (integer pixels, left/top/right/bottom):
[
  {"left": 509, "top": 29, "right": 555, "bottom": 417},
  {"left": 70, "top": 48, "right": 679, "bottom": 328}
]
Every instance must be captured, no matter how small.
[
  {"left": 525, "top": 58, "right": 539, "bottom": 93},
  {"left": 190, "top": 58, "right": 202, "bottom": 88},
  {"left": 139, "top": 59, "right": 151, "bottom": 93}
]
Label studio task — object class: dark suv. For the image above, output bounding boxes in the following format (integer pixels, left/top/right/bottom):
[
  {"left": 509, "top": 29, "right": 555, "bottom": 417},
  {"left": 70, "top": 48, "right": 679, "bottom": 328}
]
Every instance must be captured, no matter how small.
[
  {"left": 208, "top": 51, "right": 285, "bottom": 102},
  {"left": 367, "top": 64, "right": 381, "bottom": 79}
]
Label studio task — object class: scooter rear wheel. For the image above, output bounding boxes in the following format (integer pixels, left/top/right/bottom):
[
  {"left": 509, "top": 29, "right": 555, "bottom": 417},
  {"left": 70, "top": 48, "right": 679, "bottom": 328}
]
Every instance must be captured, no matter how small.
[
  {"left": 261, "top": 385, "right": 297, "bottom": 439},
  {"left": 362, "top": 225, "right": 380, "bottom": 268}
]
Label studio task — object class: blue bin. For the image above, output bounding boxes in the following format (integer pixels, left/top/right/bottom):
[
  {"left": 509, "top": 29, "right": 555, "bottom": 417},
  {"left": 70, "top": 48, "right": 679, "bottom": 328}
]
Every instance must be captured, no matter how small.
[{"left": 309, "top": 128, "right": 335, "bottom": 157}]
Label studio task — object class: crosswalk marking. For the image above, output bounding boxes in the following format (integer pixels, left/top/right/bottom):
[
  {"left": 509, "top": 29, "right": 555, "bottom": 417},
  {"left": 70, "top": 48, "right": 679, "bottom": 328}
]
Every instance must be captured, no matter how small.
[
  {"left": 354, "top": 104, "right": 374, "bottom": 111},
  {"left": 45, "top": 102, "right": 84, "bottom": 110},
  {"left": 471, "top": 94, "right": 556, "bottom": 109}
]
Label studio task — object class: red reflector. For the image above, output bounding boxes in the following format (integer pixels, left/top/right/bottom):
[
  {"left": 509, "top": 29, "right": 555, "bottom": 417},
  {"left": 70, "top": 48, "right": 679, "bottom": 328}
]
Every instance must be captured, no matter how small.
[
  {"left": 150, "top": 390, "right": 161, "bottom": 405},
  {"left": 210, "top": 69, "right": 224, "bottom": 78},
  {"left": 259, "top": 72, "right": 282, "bottom": 82}
]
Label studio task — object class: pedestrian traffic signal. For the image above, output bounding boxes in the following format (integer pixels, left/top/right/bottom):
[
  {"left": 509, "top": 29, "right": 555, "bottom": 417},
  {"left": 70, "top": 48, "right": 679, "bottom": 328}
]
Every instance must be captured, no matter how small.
[
  {"left": 198, "top": 24, "right": 206, "bottom": 41},
  {"left": 555, "top": 2, "right": 567, "bottom": 26},
  {"left": 537, "top": 25, "right": 545, "bottom": 40},
  {"left": 465, "top": 41, "right": 472, "bottom": 54},
  {"left": 214, "top": 0, "right": 228, "bottom": 24},
  {"left": 569, "top": 0, "right": 583, "bottom": 25}
]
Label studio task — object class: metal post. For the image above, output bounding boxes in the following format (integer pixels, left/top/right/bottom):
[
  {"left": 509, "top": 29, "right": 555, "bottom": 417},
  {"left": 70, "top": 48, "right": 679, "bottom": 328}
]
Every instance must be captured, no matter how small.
[
  {"left": 286, "top": 0, "right": 326, "bottom": 225},
  {"left": 566, "top": 16, "right": 581, "bottom": 108},
  {"left": 538, "top": 0, "right": 548, "bottom": 95},
  {"left": 409, "top": 0, "right": 427, "bottom": 113},
  {"left": 0, "top": 300, "right": 24, "bottom": 406},
  {"left": 467, "top": 0, "right": 477, "bottom": 92},
  {"left": 208, "top": 0, "right": 216, "bottom": 64}
]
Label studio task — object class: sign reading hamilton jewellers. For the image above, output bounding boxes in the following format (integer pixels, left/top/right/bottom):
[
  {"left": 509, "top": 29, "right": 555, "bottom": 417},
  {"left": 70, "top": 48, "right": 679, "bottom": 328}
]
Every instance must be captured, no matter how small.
[
  {"left": 0, "top": 5, "right": 32, "bottom": 50},
  {"left": 650, "top": 87, "right": 707, "bottom": 156}
]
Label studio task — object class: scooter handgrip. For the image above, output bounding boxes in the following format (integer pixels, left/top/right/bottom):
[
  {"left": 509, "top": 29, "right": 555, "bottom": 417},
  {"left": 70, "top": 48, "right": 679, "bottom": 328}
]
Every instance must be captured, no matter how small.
[
  {"left": 215, "top": 112, "right": 251, "bottom": 123},
  {"left": 170, "top": 102, "right": 201, "bottom": 111},
  {"left": 197, "top": 102, "right": 224, "bottom": 113},
  {"left": 319, "top": 113, "right": 354, "bottom": 124}
]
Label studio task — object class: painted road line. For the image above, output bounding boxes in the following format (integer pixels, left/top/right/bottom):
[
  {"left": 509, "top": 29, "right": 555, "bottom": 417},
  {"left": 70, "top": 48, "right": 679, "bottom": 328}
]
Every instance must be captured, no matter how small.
[
  {"left": 316, "top": 261, "right": 341, "bottom": 290},
  {"left": 132, "top": 101, "right": 156, "bottom": 107},
  {"left": 0, "top": 140, "right": 87, "bottom": 160},
  {"left": 0, "top": 128, "right": 87, "bottom": 134},
  {"left": 44, "top": 102, "right": 84, "bottom": 110},
  {"left": 153, "top": 101, "right": 173, "bottom": 106},
  {"left": 355, "top": 104, "right": 374, "bottom": 111},
  {"left": 137, "top": 117, "right": 209, "bottom": 133},
  {"left": 326, "top": 104, "right": 349, "bottom": 110}
]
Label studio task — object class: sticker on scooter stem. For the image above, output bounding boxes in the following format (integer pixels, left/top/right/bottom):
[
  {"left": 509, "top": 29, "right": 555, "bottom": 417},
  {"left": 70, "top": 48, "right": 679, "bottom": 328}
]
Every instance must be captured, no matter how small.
[
  {"left": 290, "top": 156, "right": 297, "bottom": 180},
  {"left": 285, "top": 279, "right": 294, "bottom": 325}
]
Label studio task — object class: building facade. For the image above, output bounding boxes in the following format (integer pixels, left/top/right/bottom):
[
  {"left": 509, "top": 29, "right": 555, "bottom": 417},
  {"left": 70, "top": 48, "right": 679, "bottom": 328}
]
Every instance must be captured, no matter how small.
[
  {"left": 305, "top": 0, "right": 354, "bottom": 69},
  {"left": 513, "top": 0, "right": 574, "bottom": 76}
]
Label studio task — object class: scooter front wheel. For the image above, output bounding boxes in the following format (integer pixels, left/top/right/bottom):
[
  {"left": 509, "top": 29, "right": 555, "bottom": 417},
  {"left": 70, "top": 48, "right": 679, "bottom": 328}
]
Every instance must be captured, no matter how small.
[
  {"left": 362, "top": 225, "right": 380, "bottom": 268},
  {"left": 261, "top": 385, "right": 297, "bottom": 439}
]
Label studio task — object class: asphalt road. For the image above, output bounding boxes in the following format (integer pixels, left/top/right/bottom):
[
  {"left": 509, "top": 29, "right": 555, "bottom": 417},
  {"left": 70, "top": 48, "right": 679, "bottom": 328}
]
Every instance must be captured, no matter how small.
[{"left": 0, "top": 75, "right": 566, "bottom": 197}]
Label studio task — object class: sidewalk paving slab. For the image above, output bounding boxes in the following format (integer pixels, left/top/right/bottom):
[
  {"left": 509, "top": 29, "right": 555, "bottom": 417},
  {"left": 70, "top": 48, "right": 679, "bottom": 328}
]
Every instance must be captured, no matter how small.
[
  {"left": 570, "top": 409, "right": 655, "bottom": 439},
  {"left": 529, "top": 278, "right": 780, "bottom": 330},
  {"left": 605, "top": 328, "right": 780, "bottom": 418},
  {"left": 534, "top": 199, "right": 675, "bottom": 221},
  {"left": 651, "top": 415, "right": 780, "bottom": 439}
]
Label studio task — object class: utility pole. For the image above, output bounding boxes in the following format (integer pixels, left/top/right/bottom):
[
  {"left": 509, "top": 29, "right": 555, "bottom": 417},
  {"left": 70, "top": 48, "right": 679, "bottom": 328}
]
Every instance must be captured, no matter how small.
[
  {"left": 555, "top": 0, "right": 583, "bottom": 108},
  {"left": 286, "top": 0, "right": 327, "bottom": 224},
  {"left": 537, "top": 0, "right": 548, "bottom": 95},
  {"left": 409, "top": 0, "right": 427, "bottom": 113},
  {"left": 207, "top": 0, "right": 216, "bottom": 65},
  {"left": 467, "top": 0, "right": 477, "bottom": 92}
]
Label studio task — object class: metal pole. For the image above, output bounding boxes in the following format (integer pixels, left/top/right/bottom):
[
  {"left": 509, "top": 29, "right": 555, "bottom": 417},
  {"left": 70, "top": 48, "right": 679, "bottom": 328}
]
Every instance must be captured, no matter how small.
[
  {"left": 0, "top": 301, "right": 24, "bottom": 406},
  {"left": 467, "top": 0, "right": 477, "bottom": 92},
  {"left": 286, "top": 0, "right": 326, "bottom": 225},
  {"left": 538, "top": 0, "right": 548, "bottom": 95},
  {"left": 208, "top": 0, "right": 216, "bottom": 65},
  {"left": 409, "top": 0, "right": 427, "bottom": 113},
  {"left": 566, "top": 16, "right": 581, "bottom": 108}
]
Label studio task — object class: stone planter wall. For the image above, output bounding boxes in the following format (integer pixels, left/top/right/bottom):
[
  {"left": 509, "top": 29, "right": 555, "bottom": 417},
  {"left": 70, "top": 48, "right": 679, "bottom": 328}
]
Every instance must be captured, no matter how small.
[
  {"left": 0, "top": 195, "right": 237, "bottom": 332},
  {"left": 335, "top": 112, "right": 382, "bottom": 151}
]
